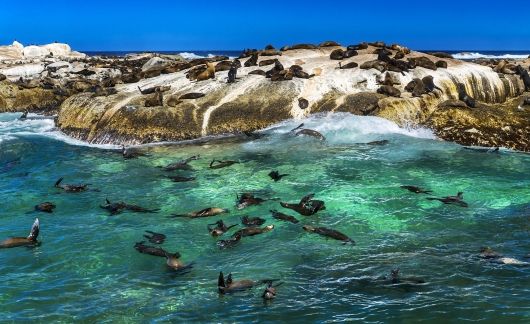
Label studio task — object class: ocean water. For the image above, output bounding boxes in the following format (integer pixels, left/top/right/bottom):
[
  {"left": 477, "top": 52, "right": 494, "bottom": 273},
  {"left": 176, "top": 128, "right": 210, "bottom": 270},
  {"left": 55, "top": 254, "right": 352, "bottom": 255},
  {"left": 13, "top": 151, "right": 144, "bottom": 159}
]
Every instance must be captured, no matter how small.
[{"left": 1, "top": 112, "right": 530, "bottom": 322}]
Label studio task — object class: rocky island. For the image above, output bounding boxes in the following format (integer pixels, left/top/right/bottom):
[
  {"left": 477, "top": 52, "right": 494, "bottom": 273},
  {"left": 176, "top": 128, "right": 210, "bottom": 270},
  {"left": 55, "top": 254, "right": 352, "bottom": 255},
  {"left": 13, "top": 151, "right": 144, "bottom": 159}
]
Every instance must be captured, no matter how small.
[{"left": 1, "top": 40, "right": 529, "bottom": 150}]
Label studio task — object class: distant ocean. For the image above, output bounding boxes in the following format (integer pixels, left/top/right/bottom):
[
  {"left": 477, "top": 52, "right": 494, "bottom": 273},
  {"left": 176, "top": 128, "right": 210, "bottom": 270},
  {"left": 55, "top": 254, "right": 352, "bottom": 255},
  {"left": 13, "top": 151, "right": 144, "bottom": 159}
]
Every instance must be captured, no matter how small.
[{"left": 84, "top": 50, "right": 530, "bottom": 60}]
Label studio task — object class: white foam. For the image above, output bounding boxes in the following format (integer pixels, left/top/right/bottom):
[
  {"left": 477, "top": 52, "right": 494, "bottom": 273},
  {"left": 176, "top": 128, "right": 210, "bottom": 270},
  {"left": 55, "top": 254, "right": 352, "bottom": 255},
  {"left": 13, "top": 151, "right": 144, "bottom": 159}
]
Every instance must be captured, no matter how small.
[
  {"left": 0, "top": 113, "right": 119, "bottom": 149},
  {"left": 264, "top": 113, "right": 436, "bottom": 143},
  {"left": 453, "top": 52, "right": 529, "bottom": 60}
]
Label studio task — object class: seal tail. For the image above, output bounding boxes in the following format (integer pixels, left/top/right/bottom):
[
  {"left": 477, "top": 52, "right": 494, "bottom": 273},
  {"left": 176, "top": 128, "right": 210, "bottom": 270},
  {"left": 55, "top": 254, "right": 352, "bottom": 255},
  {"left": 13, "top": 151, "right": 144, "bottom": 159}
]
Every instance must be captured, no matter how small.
[
  {"left": 54, "top": 177, "right": 64, "bottom": 187},
  {"left": 27, "top": 218, "right": 40, "bottom": 241}
]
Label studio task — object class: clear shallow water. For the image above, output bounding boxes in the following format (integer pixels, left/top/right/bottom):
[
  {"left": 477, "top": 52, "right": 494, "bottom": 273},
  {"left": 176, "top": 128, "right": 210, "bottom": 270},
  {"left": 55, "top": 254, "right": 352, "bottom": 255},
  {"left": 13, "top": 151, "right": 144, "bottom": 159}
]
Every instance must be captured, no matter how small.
[{"left": 0, "top": 112, "right": 529, "bottom": 322}]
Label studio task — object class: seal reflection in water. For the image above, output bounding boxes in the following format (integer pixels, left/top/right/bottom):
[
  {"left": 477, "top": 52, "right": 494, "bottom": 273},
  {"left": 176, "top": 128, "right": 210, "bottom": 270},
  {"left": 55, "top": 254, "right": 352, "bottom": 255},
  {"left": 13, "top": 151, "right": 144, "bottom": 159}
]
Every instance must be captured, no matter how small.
[
  {"left": 302, "top": 225, "right": 355, "bottom": 244},
  {"left": 0, "top": 218, "right": 40, "bottom": 249},
  {"left": 170, "top": 207, "right": 229, "bottom": 218},
  {"left": 280, "top": 193, "right": 326, "bottom": 216}
]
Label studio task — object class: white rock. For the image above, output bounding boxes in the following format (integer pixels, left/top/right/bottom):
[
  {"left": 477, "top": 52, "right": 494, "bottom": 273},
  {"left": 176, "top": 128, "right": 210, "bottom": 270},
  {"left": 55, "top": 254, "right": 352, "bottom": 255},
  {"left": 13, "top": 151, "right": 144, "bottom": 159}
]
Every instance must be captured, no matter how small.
[
  {"left": 23, "top": 45, "right": 51, "bottom": 58},
  {"left": 142, "top": 57, "right": 169, "bottom": 72},
  {"left": 47, "top": 61, "right": 72, "bottom": 72},
  {"left": 1, "top": 63, "right": 45, "bottom": 78},
  {"left": 12, "top": 41, "right": 24, "bottom": 50},
  {"left": 43, "top": 43, "right": 71, "bottom": 56}
]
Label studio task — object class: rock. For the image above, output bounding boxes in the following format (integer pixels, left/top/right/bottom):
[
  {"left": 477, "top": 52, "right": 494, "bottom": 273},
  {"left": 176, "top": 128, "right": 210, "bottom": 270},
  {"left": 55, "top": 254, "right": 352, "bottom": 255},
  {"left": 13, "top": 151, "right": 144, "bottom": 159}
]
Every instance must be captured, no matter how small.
[
  {"left": 330, "top": 49, "right": 345, "bottom": 60},
  {"left": 22, "top": 45, "right": 50, "bottom": 58},
  {"left": 319, "top": 41, "right": 341, "bottom": 47},
  {"left": 377, "top": 85, "right": 401, "bottom": 97},
  {"left": 142, "top": 57, "right": 170, "bottom": 73},
  {"left": 0, "top": 73, "right": 5, "bottom": 81},
  {"left": 1, "top": 63, "right": 45, "bottom": 78},
  {"left": 335, "top": 92, "right": 384, "bottom": 115},
  {"left": 368, "top": 41, "right": 386, "bottom": 48},
  {"left": 42, "top": 43, "right": 72, "bottom": 56},
  {"left": 348, "top": 43, "right": 368, "bottom": 50}
]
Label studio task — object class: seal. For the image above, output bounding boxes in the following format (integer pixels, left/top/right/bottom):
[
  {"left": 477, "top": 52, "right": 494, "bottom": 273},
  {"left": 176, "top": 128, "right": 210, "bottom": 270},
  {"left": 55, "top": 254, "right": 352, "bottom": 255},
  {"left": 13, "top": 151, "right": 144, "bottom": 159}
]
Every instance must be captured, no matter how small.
[
  {"left": 143, "top": 230, "right": 166, "bottom": 244},
  {"left": 290, "top": 124, "right": 326, "bottom": 141},
  {"left": 227, "top": 62, "right": 238, "bottom": 83},
  {"left": 217, "top": 232, "right": 242, "bottom": 249},
  {"left": 379, "top": 269, "right": 426, "bottom": 286},
  {"left": 54, "top": 177, "right": 90, "bottom": 193},
  {"left": 426, "top": 192, "right": 468, "bottom": 207},
  {"left": 280, "top": 193, "right": 326, "bottom": 216},
  {"left": 209, "top": 160, "right": 240, "bottom": 169},
  {"left": 302, "top": 225, "right": 355, "bottom": 244},
  {"left": 479, "top": 247, "right": 529, "bottom": 265},
  {"left": 167, "top": 175, "right": 196, "bottom": 182},
  {"left": 422, "top": 76, "right": 441, "bottom": 92},
  {"left": 165, "top": 252, "right": 194, "bottom": 272},
  {"left": 0, "top": 218, "right": 40, "bottom": 249},
  {"left": 160, "top": 155, "right": 200, "bottom": 171},
  {"left": 208, "top": 220, "right": 237, "bottom": 237},
  {"left": 195, "top": 62, "right": 216, "bottom": 81},
  {"left": 400, "top": 185, "right": 432, "bottom": 194},
  {"left": 237, "top": 193, "right": 270, "bottom": 209},
  {"left": 233, "top": 225, "right": 274, "bottom": 237},
  {"left": 134, "top": 241, "right": 180, "bottom": 258},
  {"left": 270, "top": 210, "right": 299, "bottom": 224},
  {"left": 268, "top": 170, "right": 288, "bottom": 182},
  {"left": 366, "top": 140, "right": 389, "bottom": 146},
  {"left": 35, "top": 202, "right": 56, "bottom": 213},
  {"left": 122, "top": 145, "right": 148, "bottom": 159},
  {"left": 241, "top": 216, "right": 266, "bottom": 227},
  {"left": 101, "top": 199, "right": 159, "bottom": 215},
  {"left": 377, "top": 85, "right": 401, "bottom": 98},
  {"left": 262, "top": 282, "right": 277, "bottom": 300},
  {"left": 244, "top": 53, "right": 258, "bottom": 67},
  {"left": 456, "top": 83, "right": 477, "bottom": 108},
  {"left": 171, "top": 207, "right": 229, "bottom": 218},
  {"left": 298, "top": 98, "right": 309, "bottom": 109},
  {"left": 179, "top": 92, "right": 205, "bottom": 100},
  {"left": 19, "top": 110, "right": 29, "bottom": 120},
  {"left": 218, "top": 272, "right": 278, "bottom": 294}
]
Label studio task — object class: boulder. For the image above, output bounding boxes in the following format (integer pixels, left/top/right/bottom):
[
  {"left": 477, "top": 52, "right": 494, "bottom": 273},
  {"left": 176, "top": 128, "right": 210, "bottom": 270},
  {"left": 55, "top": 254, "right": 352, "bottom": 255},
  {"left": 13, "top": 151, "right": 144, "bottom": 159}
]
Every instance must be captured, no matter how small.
[
  {"left": 23, "top": 45, "right": 51, "bottom": 58},
  {"left": 142, "top": 57, "right": 170, "bottom": 73}
]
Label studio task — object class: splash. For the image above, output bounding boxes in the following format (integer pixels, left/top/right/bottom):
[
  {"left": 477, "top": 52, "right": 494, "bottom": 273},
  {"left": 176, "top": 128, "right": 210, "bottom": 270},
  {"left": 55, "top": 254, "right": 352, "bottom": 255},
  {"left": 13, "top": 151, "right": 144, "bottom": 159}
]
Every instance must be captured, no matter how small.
[{"left": 453, "top": 52, "right": 530, "bottom": 60}]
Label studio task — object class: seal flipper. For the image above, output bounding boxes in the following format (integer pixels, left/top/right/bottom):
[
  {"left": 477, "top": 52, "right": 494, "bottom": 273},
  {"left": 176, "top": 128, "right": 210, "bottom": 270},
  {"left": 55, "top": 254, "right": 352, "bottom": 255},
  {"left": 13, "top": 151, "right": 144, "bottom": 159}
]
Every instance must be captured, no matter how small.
[
  {"left": 27, "top": 218, "right": 40, "bottom": 241},
  {"left": 218, "top": 271, "right": 226, "bottom": 288},
  {"left": 54, "top": 177, "right": 64, "bottom": 187},
  {"left": 290, "top": 123, "right": 304, "bottom": 133},
  {"left": 299, "top": 193, "right": 315, "bottom": 205}
]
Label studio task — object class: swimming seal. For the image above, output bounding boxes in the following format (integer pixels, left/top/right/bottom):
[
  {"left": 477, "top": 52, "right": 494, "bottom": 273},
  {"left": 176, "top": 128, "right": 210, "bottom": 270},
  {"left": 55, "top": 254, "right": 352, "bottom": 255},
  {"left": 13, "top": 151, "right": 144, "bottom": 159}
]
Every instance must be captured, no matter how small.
[
  {"left": 218, "top": 272, "right": 278, "bottom": 294},
  {"left": 262, "top": 282, "right": 278, "bottom": 300},
  {"left": 233, "top": 225, "right": 274, "bottom": 237},
  {"left": 366, "top": 140, "right": 389, "bottom": 146},
  {"left": 35, "top": 202, "right": 56, "bottom": 213},
  {"left": 209, "top": 160, "right": 239, "bottom": 169},
  {"left": 290, "top": 123, "right": 325, "bottom": 141},
  {"left": 217, "top": 233, "right": 242, "bottom": 249},
  {"left": 268, "top": 170, "right": 288, "bottom": 182},
  {"left": 270, "top": 210, "right": 299, "bottom": 224},
  {"left": 19, "top": 110, "right": 29, "bottom": 120},
  {"left": 134, "top": 241, "right": 180, "bottom": 258},
  {"left": 122, "top": 145, "right": 148, "bottom": 159},
  {"left": 167, "top": 175, "right": 196, "bottom": 182},
  {"left": 479, "top": 247, "right": 529, "bottom": 265},
  {"left": 241, "top": 216, "right": 266, "bottom": 227},
  {"left": 143, "top": 230, "right": 166, "bottom": 244},
  {"left": 0, "top": 218, "right": 40, "bottom": 249},
  {"left": 160, "top": 155, "right": 200, "bottom": 171},
  {"left": 171, "top": 207, "right": 229, "bottom": 218},
  {"left": 208, "top": 220, "right": 237, "bottom": 237},
  {"left": 379, "top": 269, "right": 426, "bottom": 286},
  {"left": 426, "top": 192, "right": 468, "bottom": 207},
  {"left": 54, "top": 177, "right": 90, "bottom": 193},
  {"left": 236, "top": 193, "right": 269, "bottom": 210},
  {"left": 400, "top": 185, "right": 432, "bottom": 194},
  {"left": 280, "top": 193, "right": 326, "bottom": 216},
  {"left": 101, "top": 199, "right": 159, "bottom": 215},
  {"left": 302, "top": 225, "right": 355, "bottom": 244}
]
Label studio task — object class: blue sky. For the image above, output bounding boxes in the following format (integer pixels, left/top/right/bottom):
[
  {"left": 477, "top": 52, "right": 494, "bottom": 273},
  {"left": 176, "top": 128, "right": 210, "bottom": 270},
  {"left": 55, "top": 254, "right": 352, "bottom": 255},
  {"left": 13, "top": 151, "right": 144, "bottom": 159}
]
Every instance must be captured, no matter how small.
[{"left": 1, "top": 0, "right": 529, "bottom": 51}]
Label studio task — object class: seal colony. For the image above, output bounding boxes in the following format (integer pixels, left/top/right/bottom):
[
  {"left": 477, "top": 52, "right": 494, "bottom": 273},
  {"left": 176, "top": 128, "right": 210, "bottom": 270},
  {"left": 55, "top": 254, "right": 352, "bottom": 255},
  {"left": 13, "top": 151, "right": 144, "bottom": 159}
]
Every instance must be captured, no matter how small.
[{"left": 1, "top": 40, "right": 529, "bottom": 151}]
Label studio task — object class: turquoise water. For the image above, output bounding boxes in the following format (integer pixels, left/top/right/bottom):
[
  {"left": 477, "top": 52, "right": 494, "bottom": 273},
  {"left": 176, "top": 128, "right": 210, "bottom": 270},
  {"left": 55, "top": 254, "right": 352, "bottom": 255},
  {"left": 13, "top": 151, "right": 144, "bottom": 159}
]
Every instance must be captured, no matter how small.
[{"left": 1, "top": 112, "right": 529, "bottom": 322}]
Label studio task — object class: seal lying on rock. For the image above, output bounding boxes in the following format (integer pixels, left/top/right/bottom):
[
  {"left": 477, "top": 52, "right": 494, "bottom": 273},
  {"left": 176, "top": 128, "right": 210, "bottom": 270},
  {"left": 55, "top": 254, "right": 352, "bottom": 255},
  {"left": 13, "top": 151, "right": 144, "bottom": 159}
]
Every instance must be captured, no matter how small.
[
  {"left": 171, "top": 207, "right": 229, "bottom": 218},
  {"left": 35, "top": 202, "right": 56, "bottom": 213},
  {"left": 0, "top": 218, "right": 40, "bottom": 249},
  {"left": 426, "top": 192, "right": 468, "bottom": 207},
  {"left": 377, "top": 85, "right": 401, "bottom": 98},
  {"left": 515, "top": 65, "right": 530, "bottom": 91},
  {"left": 217, "top": 233, "right": 242, "bottom": 249},
  {"left": 208, "top": 220, "right": 237, "bottom": 237},
  {"left": 400, "top": 185, "right": 432, "bottom": 194},
  {"left": 179, "top": 93, "right": 205, "bottom": 100},
  {"left": 270, "top": 210, "right": 299, "bottom": 224},
  {"left": 209, "top": 160, "right": 239, "bottom": 169},
  {"left": 457, "top": 83, "right": 476, "bottom": 108},
  {"left": 302, "top": 225, "right": 355, "bottom": 244},
  {"left": 137, "top": 85, "right": 170, "bottom": 95},
  {"left": 280, "top": 193, "right": 326, "bottom": 216},
  {"left": 244, "top": 53, "right": 258, "bottom": 67},
  {"left": 241, "top": 216, "right": 266, "bottom": 227},
  {"left": 54, "top": 177, "right": 90, "bottom": 193}
]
